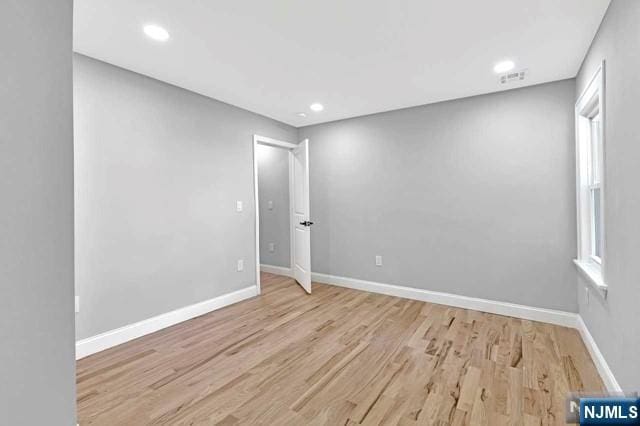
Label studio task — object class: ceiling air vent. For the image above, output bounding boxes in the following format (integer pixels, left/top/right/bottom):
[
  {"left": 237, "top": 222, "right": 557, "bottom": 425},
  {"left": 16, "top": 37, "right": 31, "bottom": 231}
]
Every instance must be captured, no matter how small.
[{"left": 499, "top": 69, "right": 527, "bottom": 84}]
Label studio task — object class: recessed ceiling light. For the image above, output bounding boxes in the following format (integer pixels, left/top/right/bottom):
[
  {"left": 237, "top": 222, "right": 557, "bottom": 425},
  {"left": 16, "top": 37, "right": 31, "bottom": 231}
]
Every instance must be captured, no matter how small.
[
  {"left": 144, "top": 24, "right": 170, "bottom": 42},
  {"left": 310, "top": 103, "right": 324, "bottom": 112},
  {"left": 493, "top": 60, "right": 515, "bottom": 73},
  {"left": 296, "top": 112, "right": 307, "bottom": 117}
]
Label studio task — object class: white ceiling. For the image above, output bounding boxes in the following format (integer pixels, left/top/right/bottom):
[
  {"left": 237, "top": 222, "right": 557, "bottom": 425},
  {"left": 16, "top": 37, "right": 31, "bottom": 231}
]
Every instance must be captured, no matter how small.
[{"left": 74, "top": 0, "right": 610, "bottom": 127}]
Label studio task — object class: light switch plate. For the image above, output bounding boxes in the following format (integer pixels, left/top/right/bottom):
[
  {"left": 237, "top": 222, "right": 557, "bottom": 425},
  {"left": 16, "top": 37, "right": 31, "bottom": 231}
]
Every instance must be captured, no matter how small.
[
  {"left": 237, "top": 259, "right": 244, "bottom": 272},
  {"left": 268, "top": 201, "right": 274, "bottom": 210},
  {"left": 375, "top": 255, "right": 383, "bottom": 266},
  {"left": 585, "top": 286, "right": 590, "bottom": 305},
  {"left": 269, "top": 243, "right": 275, "bottom": 252},
  {"left": 236, "top": 201, "right": 243, "bottom": 212}
]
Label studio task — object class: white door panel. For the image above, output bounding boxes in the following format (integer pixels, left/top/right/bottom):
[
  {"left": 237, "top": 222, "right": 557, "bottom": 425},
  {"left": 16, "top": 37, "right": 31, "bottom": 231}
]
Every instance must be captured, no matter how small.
[{"left": 292, "top": 139, "right": 311, "bottom": 293}]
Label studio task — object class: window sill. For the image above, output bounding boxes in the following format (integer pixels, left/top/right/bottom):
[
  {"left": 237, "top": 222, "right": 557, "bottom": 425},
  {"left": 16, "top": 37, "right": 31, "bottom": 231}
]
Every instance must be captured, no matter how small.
[{"left": 573, "top": 259, "right": 608, "bottom": 299}]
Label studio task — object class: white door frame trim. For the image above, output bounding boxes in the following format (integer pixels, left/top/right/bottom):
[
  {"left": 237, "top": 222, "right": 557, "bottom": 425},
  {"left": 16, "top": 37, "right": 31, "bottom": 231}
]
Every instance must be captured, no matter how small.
[{"left": 253, "top": 134, "right": 298, "bottom": 294}]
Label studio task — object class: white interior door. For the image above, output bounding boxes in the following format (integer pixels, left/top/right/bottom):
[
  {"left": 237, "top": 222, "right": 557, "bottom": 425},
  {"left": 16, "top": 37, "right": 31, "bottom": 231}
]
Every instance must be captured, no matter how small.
[{"left": 292, "top": 139, "right": 312, "bottom": 293}]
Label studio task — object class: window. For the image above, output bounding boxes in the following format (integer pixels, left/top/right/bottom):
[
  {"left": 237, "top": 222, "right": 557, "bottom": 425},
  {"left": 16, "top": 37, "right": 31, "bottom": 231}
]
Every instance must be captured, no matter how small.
[
  {"left": 574, "top": 61, "right": 607, "bottom": 295},
  {"left": 588, "top": 110, "right": 602, "bottom": 262}
]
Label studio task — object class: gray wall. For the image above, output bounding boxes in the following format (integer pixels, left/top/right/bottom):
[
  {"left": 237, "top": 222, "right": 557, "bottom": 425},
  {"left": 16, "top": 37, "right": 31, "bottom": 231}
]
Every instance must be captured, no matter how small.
[
  {"left": 0, "top": 1, "right": 76, "bottom": 425},
  {"left": 575, "top": 0, "right": 640, "bottom": 391},
  {"left": 74, "top": 54, "right": 297, "bottom": 340},
  {"left": 300, "top": 79, "right": 578, "bottom": 312},
  {"left": 257, "top": 145, "right": 291, "bottom": 268}
]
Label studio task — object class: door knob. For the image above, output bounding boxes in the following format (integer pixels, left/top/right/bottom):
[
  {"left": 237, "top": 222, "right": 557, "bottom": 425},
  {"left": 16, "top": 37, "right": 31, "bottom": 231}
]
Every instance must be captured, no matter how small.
[{"left": 299, "top": 221, "right": 314, "bottom": 227}]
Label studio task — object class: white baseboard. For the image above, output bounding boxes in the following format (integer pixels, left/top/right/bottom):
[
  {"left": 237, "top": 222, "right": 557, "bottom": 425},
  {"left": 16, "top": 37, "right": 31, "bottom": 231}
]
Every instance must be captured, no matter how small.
[
  {"left": 575, "top": 316, "right": 622, "bottom": 393},
  {"left": 75, "top": 270, "right": 620, "bottom": 394},
  {"left": 311, "top": 272, "right": 622, "bottom": 391},
  {"left": 261, "top": 264, "right": 293, "bottom": 278},
  {"left": 311, "top": 272, "right": 579, "bottom": 328},
  {"left": 75, "top": 286, "right": 258, "bottom": 360}
]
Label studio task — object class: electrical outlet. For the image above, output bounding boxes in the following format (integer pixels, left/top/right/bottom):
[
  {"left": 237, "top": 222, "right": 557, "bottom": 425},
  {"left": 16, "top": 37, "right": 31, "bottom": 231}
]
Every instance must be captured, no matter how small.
[
  {"left": 75, "top": 296, "right": 80, "bottom": 313},
  {"left": 268, "top": 201, "right": 274, "bottom": 210},
  {"left": 236, "top": 201, "right": 243, "bottom": 212},
  {"left": 237, "top": 259, "right": 244, "bottom": 272},
  {"left": 269, "top": 243, "right": 275, "bottom": 252},
  {"left": 375, "top": 255, "right": 383, "bottom": 266}
]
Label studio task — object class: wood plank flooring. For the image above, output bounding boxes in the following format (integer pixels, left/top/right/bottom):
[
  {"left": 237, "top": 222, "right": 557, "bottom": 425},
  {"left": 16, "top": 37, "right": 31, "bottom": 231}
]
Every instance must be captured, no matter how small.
[{"left": 77, "top": 273, "right": 603, "bottom": 425}]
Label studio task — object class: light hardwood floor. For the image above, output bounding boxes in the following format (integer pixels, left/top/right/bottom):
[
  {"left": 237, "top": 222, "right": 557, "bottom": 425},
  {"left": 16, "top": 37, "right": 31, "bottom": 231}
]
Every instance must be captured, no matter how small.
[{"left": 77, "top": 272, "right": 603, "bottom": 425}]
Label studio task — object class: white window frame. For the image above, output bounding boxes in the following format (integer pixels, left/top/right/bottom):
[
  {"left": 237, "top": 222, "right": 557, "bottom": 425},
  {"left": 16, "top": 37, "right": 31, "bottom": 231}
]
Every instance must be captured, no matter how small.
[{"left": 574, "top": 60, "right": 607, "bottom": 298}]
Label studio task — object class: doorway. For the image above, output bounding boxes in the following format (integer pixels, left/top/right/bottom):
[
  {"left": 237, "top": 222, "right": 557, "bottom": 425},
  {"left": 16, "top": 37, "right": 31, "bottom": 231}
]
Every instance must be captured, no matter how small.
[{"left": 253, "top": 135, "right": 312, "bottom": 294}]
